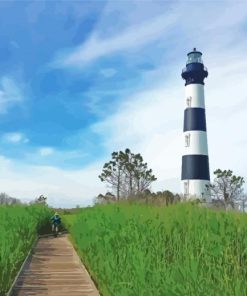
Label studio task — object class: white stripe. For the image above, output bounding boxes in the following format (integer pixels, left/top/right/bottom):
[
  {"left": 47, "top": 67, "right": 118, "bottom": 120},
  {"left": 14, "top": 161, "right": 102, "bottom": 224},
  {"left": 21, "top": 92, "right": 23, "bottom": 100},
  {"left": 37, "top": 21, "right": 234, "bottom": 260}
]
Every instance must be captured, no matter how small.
[
  {"left": 182, "top": 131, "right": 208, "bottom": 155},
  {"left": 185, "top": 84, "right": 205, "bottom": 109},
  {"left": 181, "top": 179, "right": 211, "bottom": 200}
]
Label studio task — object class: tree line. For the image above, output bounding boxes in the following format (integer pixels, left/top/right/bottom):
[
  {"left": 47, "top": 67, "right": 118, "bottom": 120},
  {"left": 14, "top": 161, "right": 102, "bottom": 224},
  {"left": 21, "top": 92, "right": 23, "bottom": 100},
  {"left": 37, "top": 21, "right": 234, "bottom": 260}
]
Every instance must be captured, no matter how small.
[
  {"left": 0, "top": 193, "right": 47, "bottom": 206},
  {"left": 1, "top": 148, "right": 246, "bottom": 212},
  {"left": 97, "top": 148, "right": 247, "bottom": 212},
  {"left": 0, "top": 192, "right": 22, "bottom": 205}
]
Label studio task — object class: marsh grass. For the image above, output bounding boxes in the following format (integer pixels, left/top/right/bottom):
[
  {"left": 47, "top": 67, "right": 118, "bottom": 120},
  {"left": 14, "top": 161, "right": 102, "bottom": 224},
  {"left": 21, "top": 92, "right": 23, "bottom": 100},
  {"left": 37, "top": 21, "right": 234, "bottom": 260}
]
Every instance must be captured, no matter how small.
[
  {"left": 64, "top": 202, "right": 247, "bottom": 296},
  {"left": 0, "top": 205, "right": 52, "bottom": 296}
]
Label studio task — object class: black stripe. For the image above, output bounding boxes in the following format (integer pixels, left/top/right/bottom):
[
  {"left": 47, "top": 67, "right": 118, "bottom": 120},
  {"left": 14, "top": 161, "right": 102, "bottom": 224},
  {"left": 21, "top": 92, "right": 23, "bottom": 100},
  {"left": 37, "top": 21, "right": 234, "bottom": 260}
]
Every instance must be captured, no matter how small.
[
  {"left": 181, "top": 155, "right": 210, "bottom": 180},
  {"left": 184, "top": 108, "right": 206, "bottom": 132},
  {"left": 181, "top": 63, "right": 208, "bottom": 86}
]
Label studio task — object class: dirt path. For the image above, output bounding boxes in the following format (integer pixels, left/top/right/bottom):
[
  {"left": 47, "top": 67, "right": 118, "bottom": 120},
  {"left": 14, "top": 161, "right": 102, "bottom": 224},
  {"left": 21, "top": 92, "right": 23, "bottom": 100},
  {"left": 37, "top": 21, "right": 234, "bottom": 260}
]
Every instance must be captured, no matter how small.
[{"left": 9, "top": 234, "right": 100, "bottom": 296}]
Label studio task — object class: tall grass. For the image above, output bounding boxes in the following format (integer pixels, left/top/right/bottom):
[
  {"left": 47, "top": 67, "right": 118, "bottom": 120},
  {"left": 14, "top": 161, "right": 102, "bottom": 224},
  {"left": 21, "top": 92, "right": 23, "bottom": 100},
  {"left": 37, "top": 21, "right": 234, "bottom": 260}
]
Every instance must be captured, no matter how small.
[
  {"left": 0, "top": 205, "right": 52, "bottom": 296},
  {"left": 65, "top": 202, "right": 247, "bottom": 296}
]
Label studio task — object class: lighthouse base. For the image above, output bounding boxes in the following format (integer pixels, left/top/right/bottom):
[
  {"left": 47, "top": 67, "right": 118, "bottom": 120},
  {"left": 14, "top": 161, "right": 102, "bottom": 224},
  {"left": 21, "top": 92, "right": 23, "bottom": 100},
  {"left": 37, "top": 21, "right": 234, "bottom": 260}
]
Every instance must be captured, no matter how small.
[{"left": 181, "top": 179, "right": 211, "bottom": 201}]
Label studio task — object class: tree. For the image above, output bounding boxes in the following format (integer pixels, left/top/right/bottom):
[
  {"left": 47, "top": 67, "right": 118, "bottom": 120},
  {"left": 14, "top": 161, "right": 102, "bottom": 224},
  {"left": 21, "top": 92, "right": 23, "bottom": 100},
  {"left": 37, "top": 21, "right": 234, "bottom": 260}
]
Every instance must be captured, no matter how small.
[
  {"left": 162, "top": 190, "right": 176, "bottom": 205},
  {"left": 30, "top": 195, "right": 48, "bottom": 206},
  {"left": 99, "top": 148, "right": 157, "bottom": 199},
  {"left": 0, "top": 192, "right": 21, "bottom": 205},
  {"left": 98, "top": 151, "right": 125, "bottom": 200},
  {"left": 37, "top": 195, "right": 47, "bottom": 205},
  {"left": 151, "top": 190, "right": 181, "bottom": 206},
  {"left": 119, "top": 149, "right": 157, "bottom": 196},
  {"left": 94, "top": 192, "right": 116, "bottom": 205},
  {"left": 236, "top": 193, "right": 247, "bottom": 213},
  {"left": 133, "top": 149, "right": 156, "bottom": 195},
  {"left": 206, "top": 169, "right": 245, "bottom": 209}
]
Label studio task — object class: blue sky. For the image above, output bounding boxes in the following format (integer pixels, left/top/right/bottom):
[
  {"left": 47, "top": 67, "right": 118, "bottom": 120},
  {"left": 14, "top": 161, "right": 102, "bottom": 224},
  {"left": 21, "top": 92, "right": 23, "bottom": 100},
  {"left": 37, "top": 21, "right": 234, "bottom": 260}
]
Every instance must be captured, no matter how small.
[{"left": 0, "top": 1, "right": 247, "bottom": 207}]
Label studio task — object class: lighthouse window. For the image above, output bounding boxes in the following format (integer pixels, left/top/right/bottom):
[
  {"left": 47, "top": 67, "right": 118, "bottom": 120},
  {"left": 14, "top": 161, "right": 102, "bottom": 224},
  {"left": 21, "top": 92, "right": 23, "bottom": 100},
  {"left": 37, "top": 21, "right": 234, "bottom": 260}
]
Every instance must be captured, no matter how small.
[
  {"left": 185, "top": 133, "right": 190, "bottom": 147},
  {"left": 186, "top": 96, "right": 192, "bottom": 107},
  {"left": 187, "top": 52, "right": 203, "bottom": 64},
  {"left": 184, "top": 181, "right": 189, "bottom": 195}
]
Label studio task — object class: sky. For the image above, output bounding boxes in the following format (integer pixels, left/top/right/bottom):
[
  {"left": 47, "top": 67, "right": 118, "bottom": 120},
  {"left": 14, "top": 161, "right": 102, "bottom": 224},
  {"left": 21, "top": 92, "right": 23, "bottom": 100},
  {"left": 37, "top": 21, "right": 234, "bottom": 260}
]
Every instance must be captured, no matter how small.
[{"left": 0, "top": 0, "right": 247, "bottom": 208}]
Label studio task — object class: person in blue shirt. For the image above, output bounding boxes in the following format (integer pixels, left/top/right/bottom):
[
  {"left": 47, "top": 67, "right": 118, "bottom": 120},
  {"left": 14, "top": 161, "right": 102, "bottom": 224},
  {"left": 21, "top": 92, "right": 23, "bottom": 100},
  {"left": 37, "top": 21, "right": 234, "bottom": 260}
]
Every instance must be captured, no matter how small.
[{"left": 51, "top": 212, "right": 61, "bottom": 235}]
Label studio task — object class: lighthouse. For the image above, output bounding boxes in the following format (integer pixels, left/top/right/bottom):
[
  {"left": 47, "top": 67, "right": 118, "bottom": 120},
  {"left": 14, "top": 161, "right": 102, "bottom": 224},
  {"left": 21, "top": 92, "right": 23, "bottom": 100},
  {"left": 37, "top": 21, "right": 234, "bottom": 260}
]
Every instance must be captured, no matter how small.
[{"left": 181, "top": 48, "right": 210, "bottom": 200}]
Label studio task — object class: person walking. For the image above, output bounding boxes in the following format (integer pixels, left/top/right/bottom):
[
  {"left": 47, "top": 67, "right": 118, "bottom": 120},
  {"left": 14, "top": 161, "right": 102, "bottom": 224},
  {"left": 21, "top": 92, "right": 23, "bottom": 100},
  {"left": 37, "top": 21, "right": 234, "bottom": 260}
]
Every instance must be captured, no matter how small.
[{"left": 51, "top": 212, "right": 61, "bottom": 236}]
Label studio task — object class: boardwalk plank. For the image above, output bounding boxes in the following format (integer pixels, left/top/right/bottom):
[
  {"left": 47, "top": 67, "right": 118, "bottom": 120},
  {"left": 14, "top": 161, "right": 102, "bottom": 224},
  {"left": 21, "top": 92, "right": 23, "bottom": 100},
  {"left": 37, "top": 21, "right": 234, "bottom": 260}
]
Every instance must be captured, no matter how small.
[{"left": 10, "top": 234, "right": 100, "bottom": 296}]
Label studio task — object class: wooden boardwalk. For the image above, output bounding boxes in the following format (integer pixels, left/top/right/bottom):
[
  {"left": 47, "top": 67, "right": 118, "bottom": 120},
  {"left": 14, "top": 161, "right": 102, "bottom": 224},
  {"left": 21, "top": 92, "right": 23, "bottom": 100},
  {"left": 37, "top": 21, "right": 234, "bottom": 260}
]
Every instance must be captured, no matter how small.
[{"left": 9, "top": 234, "right": 100, "bottom": 296}]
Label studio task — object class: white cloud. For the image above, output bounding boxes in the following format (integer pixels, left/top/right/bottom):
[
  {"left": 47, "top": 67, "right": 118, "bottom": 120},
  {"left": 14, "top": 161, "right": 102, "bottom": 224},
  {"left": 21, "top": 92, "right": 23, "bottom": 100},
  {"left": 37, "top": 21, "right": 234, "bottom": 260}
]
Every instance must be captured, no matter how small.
[
  {"left": 92, "top": 85, "right": 182, "bottom": 150},
  {"left": 54, "top": 13, "right": 177, "bottom": 67},
  {"left": 52, "top": 1, "right": 247, "bottom": 70},
  {"left": 22, "top": 146, "right": 89, "bottom": 167},
  {"left": 0, "top": 77, "right": 24, "bottom": 114},
  {"left": 204, "top": 2, "right": 247, "bottom": 30},
  {"left": 0, "top": 155, "right": 105, "bottom": 208},
  {"left": 39, "top": 147, "right": 54, "bottom": 156},
  {"left": 3, "top": 132, "right": 29, "bottom": 144}
]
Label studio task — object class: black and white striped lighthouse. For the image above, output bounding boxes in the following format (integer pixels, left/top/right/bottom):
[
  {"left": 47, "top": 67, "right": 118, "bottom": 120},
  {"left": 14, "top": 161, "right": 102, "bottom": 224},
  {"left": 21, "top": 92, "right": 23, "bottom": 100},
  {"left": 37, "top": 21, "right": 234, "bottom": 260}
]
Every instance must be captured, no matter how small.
[{"left": 181, "top": 48, "right": 210, "bottom": 200}]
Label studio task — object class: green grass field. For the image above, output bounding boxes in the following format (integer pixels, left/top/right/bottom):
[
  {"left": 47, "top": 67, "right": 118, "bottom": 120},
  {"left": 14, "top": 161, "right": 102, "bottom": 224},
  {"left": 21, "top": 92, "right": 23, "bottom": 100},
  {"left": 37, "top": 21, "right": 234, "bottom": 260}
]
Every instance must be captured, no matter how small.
[
  {"left": 0, "top": 205, "right": 52, "bottom": 296},
  {"left": 63, "top": 202, "right": 247, "bottom": 296}
]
